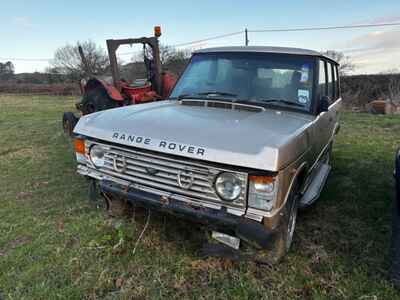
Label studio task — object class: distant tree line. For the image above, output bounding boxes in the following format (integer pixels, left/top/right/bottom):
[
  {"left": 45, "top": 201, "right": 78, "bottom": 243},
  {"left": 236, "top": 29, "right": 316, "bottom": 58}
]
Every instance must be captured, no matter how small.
[{"left": 0, "top": 61, "right": 15, "bottom": 80}]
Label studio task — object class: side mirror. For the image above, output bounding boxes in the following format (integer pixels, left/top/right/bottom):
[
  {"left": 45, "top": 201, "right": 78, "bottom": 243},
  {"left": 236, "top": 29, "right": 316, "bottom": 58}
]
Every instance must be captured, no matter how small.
[{"left": 319, "top": 96, "right": 330, "bottom": 113}]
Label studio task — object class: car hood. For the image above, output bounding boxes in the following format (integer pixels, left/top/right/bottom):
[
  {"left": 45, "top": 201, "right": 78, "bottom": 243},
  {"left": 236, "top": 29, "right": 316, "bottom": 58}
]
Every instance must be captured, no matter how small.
[{"left": 74, "top": 100, "right": 314, "bottom": 171}]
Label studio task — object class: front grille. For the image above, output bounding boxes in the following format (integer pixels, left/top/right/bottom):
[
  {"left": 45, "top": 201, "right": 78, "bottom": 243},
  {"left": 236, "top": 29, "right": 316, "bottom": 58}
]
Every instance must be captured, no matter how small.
[{"left": 85, "top": 141, "right": 247, "bottom": 209}]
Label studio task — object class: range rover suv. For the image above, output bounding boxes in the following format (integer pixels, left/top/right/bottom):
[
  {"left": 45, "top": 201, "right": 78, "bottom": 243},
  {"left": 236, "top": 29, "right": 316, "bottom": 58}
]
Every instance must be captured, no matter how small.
[{"left": 72, "top": 46, "right": 341, "bottom": 261}]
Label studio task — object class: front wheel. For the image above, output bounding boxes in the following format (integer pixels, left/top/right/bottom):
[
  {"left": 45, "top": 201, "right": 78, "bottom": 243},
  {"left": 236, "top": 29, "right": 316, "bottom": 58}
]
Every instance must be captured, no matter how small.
[{"left": 267, "top": 182, "right": 300, "bottom": 263}]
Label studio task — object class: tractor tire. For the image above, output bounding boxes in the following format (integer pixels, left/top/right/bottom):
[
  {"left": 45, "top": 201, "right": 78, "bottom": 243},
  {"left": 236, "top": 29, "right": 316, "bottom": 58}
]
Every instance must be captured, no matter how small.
[
  {"left": 265, "top": 181, "right": 300, "bottom": 264},
  {"left": 62, "top": 112, "right": 78, "bottom": 137},
  {"left": 80, "top": 87, "right": 118, "bottom": 115}
]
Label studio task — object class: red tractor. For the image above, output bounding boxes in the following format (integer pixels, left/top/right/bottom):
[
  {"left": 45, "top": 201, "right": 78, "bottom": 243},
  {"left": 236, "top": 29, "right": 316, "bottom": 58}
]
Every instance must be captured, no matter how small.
[{"left": 62, "top": 26, "right": 177, "bottom": 136}]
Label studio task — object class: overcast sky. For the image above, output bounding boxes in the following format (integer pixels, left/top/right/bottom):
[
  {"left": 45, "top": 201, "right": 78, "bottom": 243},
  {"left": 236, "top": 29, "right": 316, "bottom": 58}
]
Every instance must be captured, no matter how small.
[{"left": 1, "top": 0, "right": 399, "bottom": 74}]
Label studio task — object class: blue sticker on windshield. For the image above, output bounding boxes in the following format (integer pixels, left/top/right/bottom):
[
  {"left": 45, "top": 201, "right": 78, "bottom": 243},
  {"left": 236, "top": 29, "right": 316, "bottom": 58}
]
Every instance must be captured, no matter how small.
[{"left": 298, "top": 89, "right": 309, "bottom": 104}]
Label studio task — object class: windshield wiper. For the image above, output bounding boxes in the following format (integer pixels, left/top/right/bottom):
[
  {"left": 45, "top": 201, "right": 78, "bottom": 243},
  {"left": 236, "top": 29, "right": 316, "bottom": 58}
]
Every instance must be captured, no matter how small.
[
  {"left": 256, "top": 98, "right": 305, "bottom": 108},
  {"left": 175, "top": 91, "right": 238, "bottom": 101},
  {"left": 176, "top": 93, "right": 203, "bottom": 100},
  {"left": 197, "top": 91, "right": 238, "bottom": 98}
]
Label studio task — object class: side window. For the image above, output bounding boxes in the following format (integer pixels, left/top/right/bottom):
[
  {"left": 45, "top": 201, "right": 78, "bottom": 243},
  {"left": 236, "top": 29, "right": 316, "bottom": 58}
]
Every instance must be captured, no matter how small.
[
  {"left": 327, "top": 62, "right": 333, "bottom": 100},
  {"left": 318, "top": 60, "right": 326, "bottom": 98},
  {"left": 335, "top": 65, "right": 340, "bottom": 98},
  {"left": 331, "top": 63, "right": 337, "bottom": 100}
]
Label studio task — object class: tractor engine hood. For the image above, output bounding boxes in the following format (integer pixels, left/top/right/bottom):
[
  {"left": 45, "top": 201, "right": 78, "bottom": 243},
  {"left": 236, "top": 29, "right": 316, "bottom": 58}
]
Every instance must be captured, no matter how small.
[{"left": 74, "top": 100, "right": 314, "bottom": 171}]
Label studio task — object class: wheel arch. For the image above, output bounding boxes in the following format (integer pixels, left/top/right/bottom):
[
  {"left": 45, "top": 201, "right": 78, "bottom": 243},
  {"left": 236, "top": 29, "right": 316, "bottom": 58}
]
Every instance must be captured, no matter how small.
[{"left": 295, "top": 163, "right": 309, "bottom": 193}]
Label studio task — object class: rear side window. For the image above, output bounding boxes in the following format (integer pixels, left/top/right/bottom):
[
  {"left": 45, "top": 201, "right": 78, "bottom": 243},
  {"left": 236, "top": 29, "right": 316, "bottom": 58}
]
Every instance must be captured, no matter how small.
[
  {"left": 335, "top": 65, "right": 340, "bottom": 98},
  {"left": 318, "top": 60, "right": 326, "bottom": 97},
  {"left": 327, "top": 62, "right": 333, "bottom": 100},
  {"left": 332, "top": 63, "right": 337, "bottom": 99}
]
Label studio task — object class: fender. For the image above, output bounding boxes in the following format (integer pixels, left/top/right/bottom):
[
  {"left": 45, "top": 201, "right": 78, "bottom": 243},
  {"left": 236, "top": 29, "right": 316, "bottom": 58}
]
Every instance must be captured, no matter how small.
[
  {"left": 280, "top": 161, "right": 308, "bottom": 211},
  {"left": 84, "top": 77, "right": 124, "bottom": 101},
  {"left": 261, "top": 161, "right": 308, "bottom": 230},
  {"left": 266, "top": 160, "right": 308, "bottom": 219}
]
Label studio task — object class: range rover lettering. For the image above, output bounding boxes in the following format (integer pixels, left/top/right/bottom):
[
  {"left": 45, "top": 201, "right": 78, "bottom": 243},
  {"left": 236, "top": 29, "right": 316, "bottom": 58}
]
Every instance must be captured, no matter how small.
[{"left": 73, "top": 46, "right": 341, "bottom": 262}]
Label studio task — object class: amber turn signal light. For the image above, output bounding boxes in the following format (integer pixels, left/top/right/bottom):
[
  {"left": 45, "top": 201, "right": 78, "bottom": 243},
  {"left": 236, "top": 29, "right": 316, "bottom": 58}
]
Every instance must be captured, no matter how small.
[
  {"left": 249, "top": 175, "right": 275, "bottom": 184},
  {"left": 74, "top": 138, "right": 85, "bottom": 154}
]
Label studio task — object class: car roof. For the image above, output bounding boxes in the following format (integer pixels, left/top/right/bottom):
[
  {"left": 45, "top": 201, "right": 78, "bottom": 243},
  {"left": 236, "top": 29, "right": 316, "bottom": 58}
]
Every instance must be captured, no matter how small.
[{"left": 193, "top": 46, "right": 339, "bottom": 65}]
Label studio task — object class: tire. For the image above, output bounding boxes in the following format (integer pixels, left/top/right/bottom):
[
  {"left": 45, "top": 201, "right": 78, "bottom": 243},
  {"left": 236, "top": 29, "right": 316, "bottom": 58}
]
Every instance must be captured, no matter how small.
[
  {"left": 80, "top": 87, "right": 118, "bottom": 115},
  {"left": 62, "top": 112, "right": 78, "bottom": 137},
  {"left": 267, "top": 181, "right": 300, "bottom": 263}
]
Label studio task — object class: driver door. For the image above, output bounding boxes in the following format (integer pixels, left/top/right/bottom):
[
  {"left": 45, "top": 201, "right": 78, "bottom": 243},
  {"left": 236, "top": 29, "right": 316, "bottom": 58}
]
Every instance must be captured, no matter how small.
[{"left": 313, "top": 59, "right": 332, "bottom": 160}]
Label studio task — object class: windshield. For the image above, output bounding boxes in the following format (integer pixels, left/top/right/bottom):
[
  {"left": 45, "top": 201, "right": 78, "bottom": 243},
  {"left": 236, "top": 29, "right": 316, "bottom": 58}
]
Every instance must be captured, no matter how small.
[{"left": 170, "top": 52, "right": 315, "bottom": 112}]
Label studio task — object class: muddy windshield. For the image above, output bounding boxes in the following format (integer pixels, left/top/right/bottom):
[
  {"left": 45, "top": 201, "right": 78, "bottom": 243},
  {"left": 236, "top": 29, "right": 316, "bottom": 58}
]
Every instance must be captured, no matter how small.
[{"left": 170, "top": 52, "right": 315, "bottom": 112}]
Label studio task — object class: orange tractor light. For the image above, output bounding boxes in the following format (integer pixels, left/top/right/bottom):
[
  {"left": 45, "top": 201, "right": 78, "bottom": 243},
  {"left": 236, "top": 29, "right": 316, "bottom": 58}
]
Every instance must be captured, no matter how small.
[{"left": 154, "top": 26, "right": 162, "bottom": 37}]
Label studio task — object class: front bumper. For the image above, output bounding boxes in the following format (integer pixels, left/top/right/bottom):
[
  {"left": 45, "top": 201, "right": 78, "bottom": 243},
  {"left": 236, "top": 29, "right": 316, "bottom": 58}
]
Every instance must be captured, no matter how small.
[{"left": 99, "top": 180, "right": 274, "bottom": 249}]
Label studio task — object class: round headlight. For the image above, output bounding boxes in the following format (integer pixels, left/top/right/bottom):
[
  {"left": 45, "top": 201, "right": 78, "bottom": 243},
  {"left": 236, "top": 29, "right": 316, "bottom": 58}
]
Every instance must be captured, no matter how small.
[
  {"left": 215, "top": 172, "right": 242, "bottom": 201},
  {"left": 89, "top": 145, "right": 105, "bottom": 167}
]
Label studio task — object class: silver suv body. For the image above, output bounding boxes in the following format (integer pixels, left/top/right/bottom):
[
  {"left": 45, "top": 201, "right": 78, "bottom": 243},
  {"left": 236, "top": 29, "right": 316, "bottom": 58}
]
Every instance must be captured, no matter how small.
[{"left": 73, "top": 46, "right": 341, "bottom": 260}]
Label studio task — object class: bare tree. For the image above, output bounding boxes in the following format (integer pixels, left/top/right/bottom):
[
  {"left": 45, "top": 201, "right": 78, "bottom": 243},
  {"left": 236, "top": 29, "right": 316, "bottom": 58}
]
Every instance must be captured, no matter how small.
[
  {"left": 322, "top": 50, "right": 355, "bottom": 76},
  {"left": 50, "top": 40, "right": 109, "bottom": 78},
  {"left": 159, "top": 45, "right": 190, "bottom": 76}
]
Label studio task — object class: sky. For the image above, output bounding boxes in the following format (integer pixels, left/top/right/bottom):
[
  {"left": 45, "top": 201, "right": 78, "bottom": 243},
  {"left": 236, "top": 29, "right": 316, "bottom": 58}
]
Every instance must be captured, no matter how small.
[{"left": 1, "top": 0, "right": 400, "bottom": 74}]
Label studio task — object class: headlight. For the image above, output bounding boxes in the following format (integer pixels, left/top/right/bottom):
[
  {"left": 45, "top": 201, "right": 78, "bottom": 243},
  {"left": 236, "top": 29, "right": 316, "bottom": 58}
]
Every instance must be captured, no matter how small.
[
  {"left": 215, "top": 172, "right": 242, "bottom": 201},
  {"left": 248, "top": 175, "right": 277, "bottom": 211},
  {"left": 89, "top": 145, "right": 105, "bottom": 167}
]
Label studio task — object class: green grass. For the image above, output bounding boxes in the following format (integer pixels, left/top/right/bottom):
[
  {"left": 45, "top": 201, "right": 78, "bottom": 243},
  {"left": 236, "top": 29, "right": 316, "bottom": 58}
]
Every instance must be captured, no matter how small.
[{"left": 0, "top": 94, "right": 399, "bottom": 299}]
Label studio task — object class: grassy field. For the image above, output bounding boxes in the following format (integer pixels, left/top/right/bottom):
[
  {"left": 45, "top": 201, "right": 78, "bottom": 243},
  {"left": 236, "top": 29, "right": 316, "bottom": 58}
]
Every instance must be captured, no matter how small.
[{"left": 0, "top": 94, "right": 400, "bottom": 299}]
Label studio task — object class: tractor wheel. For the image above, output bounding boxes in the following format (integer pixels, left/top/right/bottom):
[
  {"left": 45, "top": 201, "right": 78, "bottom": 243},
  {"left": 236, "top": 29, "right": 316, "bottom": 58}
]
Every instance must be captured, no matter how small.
[
  {"left": 80, "top": 87, "right": 118, "bottom": 115},
  {"left": 62, "top": 112, "right": 78, "bottom": 137}
]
